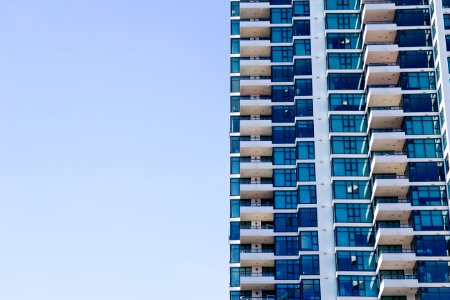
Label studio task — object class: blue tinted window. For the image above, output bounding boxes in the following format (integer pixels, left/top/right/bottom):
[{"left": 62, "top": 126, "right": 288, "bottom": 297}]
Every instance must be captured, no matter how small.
[
  {"left": 274, "top": 147, "right": 296, "bottom": 165},
  {"left": 272, "top": 66, "right": 294, "bottom": 82},
  {"left": 274, "top": 190, "right": 298, "bottom": 209},
  {"left": 299, "top": 231, "right": 319, "bottom": 250},
  {"left": 332, "top": 158, "right": 370, "bottom": 177},
  {"left": 295, "top": 79, "right": 313, "bottom": 96},
  {"left": 271, "top": 8, "right": 292, "bottom": 24},
  {"left": 328, "top": 73, "right": 364, "bottom": 90},
  {"left": 330, "top": 115, "right": 367, "bottom": 132},
  {"left": 338, "top": 275, "right": 378, "bottom": 296},
  {"left": 293, "top": 1, "right": 310, "bottom": 16},
  {"left": 297, "top": 141, "right": 315, "bottom": 159},
  {"left": 407, "top": 139, "right": 442, "bottom": 158},
  {"left": 329, "top": 94, "right": 365, "bottom": 111},
  {"left": 413, "top": 210, "right": 449, "bottom": 231},
  {"left": 325, "top": 0, "right": 360, "bottom": 9},
  {"left": 415, "top": 235, "right": 450, "bottom": 256},
  {"left": 296, "top": 99, "right": 313, "bottom": 116},
  {"left": 294, "top": 59, "right": 312, "bottom": 75},
  {"left": 335, "top": 204, "right": 373, "bottom": 223},
  {"left": 333, "top": 180, "right": 371, "bottom": 199},
  {"left": 326, "top": 13, "right": 361, "bottom": 29},
  {"left": 296, "top": 120, "right": 314, "bottom": 137},
  {"left": 273, "top": 106, "right": 295, "bottom": 123},
  {"left": 409, "top": 162, "right": 445, "bottom": 182},
  {"left": 327, "top": 33, "right": 362, "bottom": 49},
  {"left": 404, "top": 116, "right": 440, "bottom": 135},
  {"left": 271, "top": 27, "right": 293, "bottom": 42},
  {"left": 336, "top": 251, "right": 376, "bottom": 271},
  {"left": 273, "top": 126, "right": 296, "bottom": 144},
  {"left": 331, "top": 136, "right": 368, "bottom": 154},
  {"left": 299, "top": 185, "right": 317, "bottom": 204},
  {"left": 272, "top": 46, "right": 293, "bottom": 62},
  {"left": 328, "top": 53, "right": 363, "bottom": 69},
  {"left": 300, "top": 255, "right": 320, "bottom": 275},
  {"left": 275, "top": 260, "right": 300, "bottom": 280},
  {"left": 410, "top": 186, "right": 447, "bottom": 206},
  {"left": 418, "top": 261, "right": 450, "bottom": 282},
  {"left": 298, "top": 163, "right": 316, "bottom": 181},
  {"left": 272, "top": 85, "right": 294, "bottom": 102},
  {"left": 335, "top": 227, "right": 374, "bottom": 247},
  {"left": 293, "top": 20, "right": 310, "bottom": 36},
  {"left": 274, "top": 169, "right": 297, "bottom": 187},
  {"left": 294, "top": 39, "right": 311, "bottom": 55},
  {"left": 275, "top": 236, "right": 299, "bottom": 255}
]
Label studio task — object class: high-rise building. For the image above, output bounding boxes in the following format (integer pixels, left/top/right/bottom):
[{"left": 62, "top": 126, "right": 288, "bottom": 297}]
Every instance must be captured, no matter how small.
[{"left": 229, "top": 0, "right": 450, "bottom": 299}]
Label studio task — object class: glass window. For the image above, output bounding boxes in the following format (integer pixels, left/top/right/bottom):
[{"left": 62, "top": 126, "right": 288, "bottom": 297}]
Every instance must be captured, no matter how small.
[
  {"left": 272, "top": 66, "right": 294, "bottom": 82},
  {"left": 399, "top": 72, "right": 436, "bottom": 90},
  {"left": 418, "top": 287, "right": 450, "bottom": 299},
  {"left": 329, "top": 94, "right": 365, "bottom": 111},
  {"left": 230, "top": 96, "right": 239, "bottom": 113},
  {"left": 230, "top": 76, "right": 240, "bottom": 93},
  {"left": 331, "top": 136, "right": 368, "bottom": 154},
  {"left": 275, "top": 190, "right": 298, "bottom": 209},
  {"left": 399, "top": 50, "right": 433, "bottom": 68},
  {"left": 325, "top": 0, "right": 360, "bottom": 10},
  {"left": 297, "top": 141, "right": 315, "bottom": 159},
  {"left": 301, "top": 280, "right": 321, "bottom": 299},
  {"left": 298, "top": 185, "right": 317, "bottom": 204},
  {"left": 274, "top": 147, "right": 296, "bottom": 165},
  {"left": 230, "top": 38, "right": 239, "bottom": 54},
  {"left": 298, "top": 163, "right": 316, "bottom": 181},
  {"left": 295, "top": 79, "right": 313, "bottom": 96},
  {"left": 328, "top": 73, "right": 364, "bottom": 90},
  {"left": 294, "top": 59, "right": 312, "bottom": 75},
  {"left": 403, "top": 94, "right": 438, "bottom": 112},
  {"left": 409, "top": 162, "right": 445, "bottom": 182},
  {"left": 410, "top": 185, "right": 447, "bottom": 206},
  {"left": 337, "top": 275, "right": 378, "bottom": 296},
  {"left": 293, "top": 1, "right": 310, "bottom": 16},
  {"left": 230, "top": 221, "right": 240, "bottom": 240},
  {"left": 293, "top": 20, "right": 310, "bottom": 36},
  {"left": 330, "top": 115, "right": 367, "bottom": 132},
  {"left": 300, "top": 255, "right": 320, "bottom": 275},
  {"left": 275, "top": 236, "right": 299, "bottom": 256},
  {"left": 332, "top": 158, "right": 370, "bottom": 177},
  {"left": 396, "top": 9, "right": 430, "bottom": 26},
  {"left": 271, "top": 27, "right": 293, "bottom": 43},
  {"left": 415, "top": 235, "right": 450, "bottom": 256},
  {"left": 231, "top": 20, "right": 240, "bottom": 35},
  {"left": 230, "top": 57, "right": 240, "bottom": 73},
  {"left": 230, "top": 178, "right": 240, "bottom": 196},
  {"left": 275, "top": 260, "right": 300, "bottom": 280},
  {"left": 336, "top": 251, "right": 377, "bottom": 271},
  {"left": 272, "top": 46, "right": 293, "bottom": 62},
  {"left": 327, "top": 33, "right": 362, "bottom": 49},
  {"left": 275, "top": 213, "right": 298, "bottom": 232},
  {"left": 299, "top": 231, "right": 319, "bottom": 250},
  {"left": 230, "top": 2, "right": 239, "bottom": 17},
  {"left": 296, "top": 99, "right": 313, "bottom": 116},
  {"left": 272, "top": 85, "right": 294, "bottom": 102},
  {"left": 413, "top": 210, "right": 449, "bottom": 231},
  {"left": 296, "top": 120, "right": 314, "bottom": 137},
  {"left": 404, "top": 116, "right": 440, "bottom": 135},
  {"left": 294, "top": 39, "right": 311, "bottom": 56},
  {"left": 417, "top": 261, "right": 450, "bottom": 282},
  {"left": 397, "top": 29, "right": 432, "bottom": 47},
  {"left": 407, "top": 139, "right": 442, "bottom": 158},
  {"left": 328, "top": 53, "right": 363, "bottom": 69},
  {"left": 335, "top": 227, "right": 374, "bottom": 247},
  {"left": 276, "top": 284, "right": 301, "bottom": 300},
  {"left": 445, "top": 15, "right": 450, "bottom": 29},
  {"left": 273, "top": 126, "right": 296, "bottom": 144},
  {"left": 333, "top": 180, "right": 371, "bottom": 199},
  {"left": 274, "top": 169, "right": 297, "bottom": 187},
  {"left": 273, "top": 106, "right": 295, "bottom": 123},
  {"left": 271, "top": 8, "right": 292, "bottom": 24},
  {"left": 299, "top": 208, "right": 318, "bottom": 227},
  {"left": 326, "top": 13, "right": 361, "bottom": 29},
  {"left": 335, "top": 204, "right": 373, "bottom": 223}
]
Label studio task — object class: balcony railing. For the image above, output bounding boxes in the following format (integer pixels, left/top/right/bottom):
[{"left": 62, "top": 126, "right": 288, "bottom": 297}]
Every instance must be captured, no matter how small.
[
  {"left": 377, "top": 223, "right": 412, "bottom": 228},
  {"left": 239, "top": 136, "right": 272, "bottom": 141},
  {"left": 240, "top": 96, "right": 272, "bottom": 100},
  {"left": 240, "top": 76, "right": 271, "bottom": 80},
  {"left": 240, "top": 178, "right": 273, "bottom": 184},
  {"left": 381, "top": 274, "right": 418, "bottom": 280},
  {"left": 240, "top": 157, "right": 273, "bottom": 163},
  {"left": 240, "top": 37, "right": 271, "bottom": 41},
  {"left": 240, "top": 56, "right": 271, "bottom": 60},
  {"left": 240, "top": 116, "right": 272, "bottom": 121},
  {"left": 241, "top": 272, "right": 274, "bottom": 277},
  {"left": 373, "top": 174, "right": 408, "bottom": 180},
  {"left": 241, "top": 249, "right": 274, "bottom": 253},
  {"left": 378, "top": 248, "right": 415, "bottom": 254},
  {"left": 369, "top": 106, "right": 402, "bottom": 111},
  {"left": 240, "top": 224, "right": 274, "bottom": 229},
  {"left": 240, "top": 200, "right": 274, "bottom": 207},
  {"left": 240, "top": 18, "right": 271, "bottom": 22},
  {"left": 374, "top": 197, "right": 411, "bottom": 204}
]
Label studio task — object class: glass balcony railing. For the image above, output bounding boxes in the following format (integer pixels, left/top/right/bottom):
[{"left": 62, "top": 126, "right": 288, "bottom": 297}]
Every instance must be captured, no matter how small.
[
  {"left": 374, "top": 197, "right": 411, "bottom": 204},
  {"left": 240, "top": 224, "right": 274, "bottom": 229},
  {"left": 240, "top": 96, "right": 272, "bottom": 100},
  {"left": 381, "top": 274, "right": 418, "bottom": 280},
  {"left": 373, "top": 174, "right": 408, "bottom": 180},
  {"left": 240, "top": 272, "right": 275, "bottom": 277},
  {"left": 240, "top": 178, "right": 274, "bottom": 184},
  {"left": 240, "top": 116, "right": 272, "bottom": 121},
  {"left": 240, "top": 157, "right": 273, "bottom": 163},
  {"left": 240, "top": 248, "right": 274, "bottom": 253},
  {"left": 240, "top": 199, "right": 274, "bottom": 206},
  {"left": 377, "top": 223, "right": 412, "bottom": 228},
  {"left": 239, "top": 136, "right": 273, "bottom": 141}
]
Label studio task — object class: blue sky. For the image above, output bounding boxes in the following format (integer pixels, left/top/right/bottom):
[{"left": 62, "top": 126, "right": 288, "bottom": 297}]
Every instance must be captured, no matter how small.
[{"left": 0, "top": 1, "right": 229, "bottom": 299}]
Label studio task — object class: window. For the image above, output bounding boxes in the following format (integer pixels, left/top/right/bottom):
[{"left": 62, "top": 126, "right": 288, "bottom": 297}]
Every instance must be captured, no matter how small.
[
  {"left": 300, "top": 255, "right": 320, "bottom": 275},
  {"left": 272, "top": 66, "right": 294, "bottom": 82},
  {"left": 335, "top": 204, "right": 373, "bottom": 223},
  {"left": 296, "top": 120, "right": 314, "bottom": 137},
  {"left": 230, "top": 157, "right": 240, "bottom": 174},
  {"left": 338, "top": 276, "right": 378, "bottom": 296},
  {"left": 275, "top": 213, "right": 298, "bottom": 232},
  {"left": 271, "top": 8, "right": 292, "bottom": 24},
  {"left": 272, "top": 46, "right": 293, "bottom": 62},
  {"left": 404, "top": 116, "right": 440, "bottom": 135},
  {"left": 230, "top": 178, "right": 240, "bottom": 196},
  {"left": 403, "top": 94, "right": 438, "bottom": 112},
  {"left": 273, "top": 106, "right": 295, "bottom": 123},
  {"left": 299, "top": 231, "right": 319, "bottom": 250},
  {"left": 272, "top": 85, "right": 294, "bottom": 102},
  {"left": 230, "top": 222, "right": 240, "bottom": 240},
  {"left": 230, "top": 57, "right": 239, "bottom": 73},
  {"left": 298, "top": 185, "right": 317, "bottom": 204},
  {"left": 276, "top": 284, "right": 301, "bottom": 300},
  {"left": 333, "top": 180, "right": 371, "bottom": 199},
  {"left": 293, "top": 20, "right": 310, "bottom": 36},
  {"left": 230, "top": 2, "right": 239, "bottom": 17},
  {"left": 294, "top": 39, "right": 311, "bottom": 56},
  {"left": 297, "top": 141, "right": 315, "bottom": 159},
  {"left": 230, "top": 96, "right": 239, "bottom": 113},
  {"left": 332, "top": 158, "right": 370, "bottom": 177},
  {"left": 274, "top": 169, "right": 297, "bottom": 187},
  {"left": 231, "top": 20, "right": 239, "bottom": 35},
  {"left": 409, "top": 162, "right": 445, "bottom": 182},
  {"left": 275, "top": 191, "right": 298, "bottom": 209},
  {"left": 331, "top": 136, "right": 368, "bottom": 154},
  {"left": 301, "top": 280, "right": 321, "bottom": 300},
  {"left": 298, "top": 163, "right": 316, "bottom": 181},
  {"left": 445, "top": 15, "right": 450, "bottom": 29},
  {"left": 326, "top": 13, "right": 361, "bottom": 29},
  {"left": 325, "top": 0, "right": 360, "bottom": 10},
  {"left": 415, "top": 235, "right": 450, "bottom": 256},
  {"left": 293, "top": 1, "right": 310, "bottom": 16},
  {"left": 417, "top": 261, "right": 450, "bottom": 282},
  {"left": 335, "top": 227, "right": 374, "bottom": 247},
  {"left": 407, "top": 139, "right": 442, "bottom": 158},
  {"left": 446, "top": 36, "right": 450, "bottom": 51},
  {"left": 399, "top": 72, "right": 436, "bottom": 90},
  {"left": 275, "top": 236, "right": 299, "bottom": 256},
  {"left": 271, "top": 27, "right": 293, "bottom": 43},
  {"left": 418, "top": 288, "right": 450, "bottom": 300},
  {"left": 275, "top": 260, "right": 300, "bottom": 280},
  {"left": 328, "top": 73, "right": 364, "bottom": 90},
  {"left": 330, "top": 115, "right": 367, "bottom": 132},
  {"left": 410, "top": 186, "right": 447, "bottom": 206},
  {"left": 397, "top": 29, "right": 432, "bottom": 47},
  {"left": 299, "top": 208, "right": 318, "bottom": 227},
  {"left": 294, "top": 59, "right": 312, "bottom": 75},
  {"left": 327, "top": 33, "right": 362, "bottom": 49},
  {"left": 296, "top": 99, "right": 313, "bottom": 116},
  {"left": 274, "top": 147, "right": 296, "bottom": 165},
  {"left": 399, "top": 50, "right": 433, "bottom": 68},
  {"left": 396, "top": 9, "right": 430, "bottom": 26},
  {"left": 230, "top": 76, "right": 240, "bottom": 93},
  {"left": 295, "top": 79, "right": 313, "bottom": 96},
  {"left": 230, "top": 38, "right": 239, "bottom": 54},
  {"left": 328, "top": 53, "right": 363, "bottom": 69},
  {"left": 329, "top": 94, "right": 365, "bottom": 111},
  {"left": 336, "top": 251, "right": 376, "bottom": 271},
  {"left": 413, "top": 210, "right": 449, "bottom": 231},
  {"left": 230, "top": 136, "right": 240, "bottom": 153},
  {"left": 273, "top": 126, "right": 296, "bottom": 144}
]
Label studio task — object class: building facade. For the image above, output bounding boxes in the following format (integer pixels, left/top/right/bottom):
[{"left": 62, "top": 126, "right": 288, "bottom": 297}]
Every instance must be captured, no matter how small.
[{"left": 229, "top": 0, "right": 450, "bottom": 299}]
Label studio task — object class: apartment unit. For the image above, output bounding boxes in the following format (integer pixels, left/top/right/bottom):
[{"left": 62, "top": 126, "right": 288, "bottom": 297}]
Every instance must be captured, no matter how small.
[{"left": 229, "top": 0, "right": 450, "bottom": 299}]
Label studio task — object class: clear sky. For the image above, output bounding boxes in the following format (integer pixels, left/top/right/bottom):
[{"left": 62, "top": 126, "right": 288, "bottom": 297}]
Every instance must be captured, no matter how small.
[{"left": 0, "top": 1, "right": 229, "bottom": 299}]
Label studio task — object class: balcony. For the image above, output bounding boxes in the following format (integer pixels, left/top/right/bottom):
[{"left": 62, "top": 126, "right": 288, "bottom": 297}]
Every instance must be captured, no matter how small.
[
  {"left": 369, "top": 129, "right": 406, "bottom": 152},
  {"left": 370, "top": 151, "right": 408, "bottom": 175},
  {"left": 366, "top": 85, "right": 403, "bottom": 107},
  {"left": 240, "top": 249, "right": 275, "bottom": 266},
  {"left": 240, "top": 57, "right": 271, "bottom": 78},
  {"left": 363, "top": 22, "right": 397, "bottom": 44},
  {"left": 240, "top": 224, "right": 275, "bottom": 244},
  {"left": 241, "top": 38, "right": 271, "bottom": 58},
  {"left": 240, "top": 76, "right": 272, "bottom": 96},
  {"left": 362, "top": 2, "right": 396, "bottom": 24},
  {"left": 374, "top": 198, "right": 412, "bottom": 221},
  {"left": 365, "top": 63, "right": 401, "bottom": 86},
  {"left": 377, "top": 249, "right": 417, "bottom": 271},
  {"left": 240, "top": 273, "right": 276, "bottom": 290},
  {"left": 240, "top": 199, "right": 274, "bottom": 222},
  {"left": 378, "top": 275, "right": 418, "bottom": 297},
  {"left": 364, "top": 43, "right": 399, "bottom": 64},
  {"left": 240, "top": 116, "right": 272, "bottom": 136},
  {"left": 372, "top": 174, "right": 410, "bottom": 198},
  {"left": 240, "top": 2, "right": 270, "bottom": 21},
  {"left": 240, "top": 96, "right": 272, "bottom": 116},
  {"left": 240, "top": 136, "right": 273, "bottom": 157},
  {"left": 376, "top": 224, "right": 414, "bottom": 246},
  {"left": 240, "top": 179, "right": 274, "bottom": 199},
  {"left": 240, "top": 157, "right": 273, "bottom": 178},
  {"left": 368, "top": 107, "right": 404, "bottom": 129},
  {"left": 240, "top": 20, "right": 271, "bottom": 40}
]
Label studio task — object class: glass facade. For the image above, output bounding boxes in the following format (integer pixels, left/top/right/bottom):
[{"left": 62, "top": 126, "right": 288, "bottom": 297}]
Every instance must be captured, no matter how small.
[{"left": 229, "top": 0, "right": 450, "bottom": 298}]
